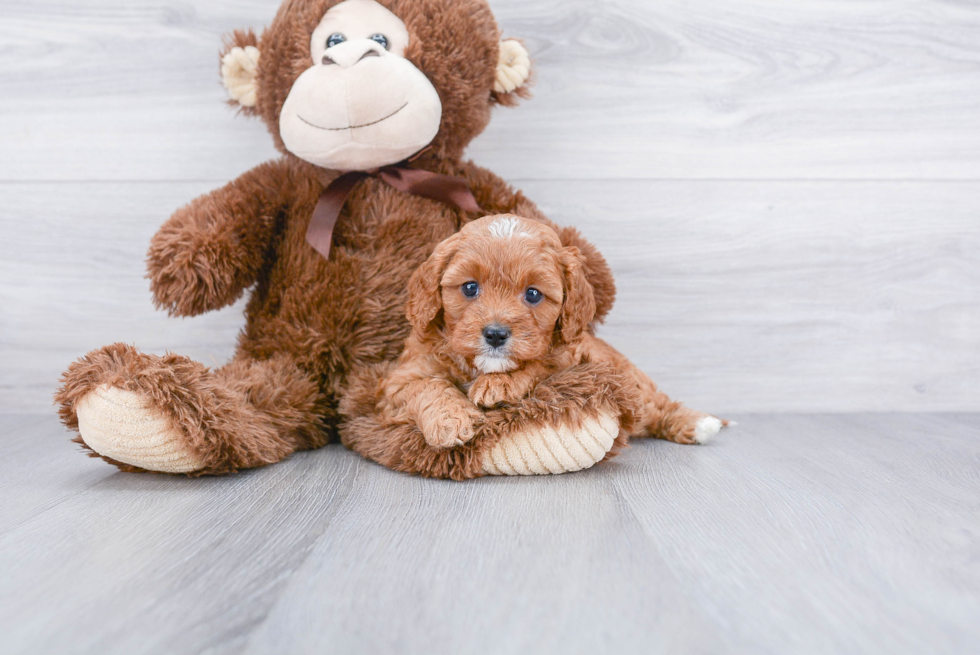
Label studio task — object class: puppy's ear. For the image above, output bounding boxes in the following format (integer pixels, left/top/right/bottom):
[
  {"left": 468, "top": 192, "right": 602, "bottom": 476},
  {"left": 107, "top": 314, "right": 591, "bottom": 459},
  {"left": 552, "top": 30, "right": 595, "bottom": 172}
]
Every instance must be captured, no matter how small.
[
  {"left": 220, "top": 30, "right": 261, "bottom": 115},
  {"left": 558, "top": 246, "right": 598, "bottom": 343},
  {"left": 406, "top": 233, "right": 461, "bottom": 337}
]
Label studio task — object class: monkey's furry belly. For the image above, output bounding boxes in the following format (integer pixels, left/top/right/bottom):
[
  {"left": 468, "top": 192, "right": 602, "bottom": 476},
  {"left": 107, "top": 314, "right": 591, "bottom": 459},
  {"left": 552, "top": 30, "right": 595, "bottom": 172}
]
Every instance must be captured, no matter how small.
[{"left": 237, "top": 204, "right": 447, "bottom": 384}]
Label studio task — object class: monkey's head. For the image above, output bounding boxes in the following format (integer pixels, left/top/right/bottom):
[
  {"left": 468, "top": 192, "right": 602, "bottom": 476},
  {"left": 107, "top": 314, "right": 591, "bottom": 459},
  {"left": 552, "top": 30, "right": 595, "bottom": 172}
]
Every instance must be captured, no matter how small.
[{"left": 219, "top": 0, "right": 532, "bottom": 171}]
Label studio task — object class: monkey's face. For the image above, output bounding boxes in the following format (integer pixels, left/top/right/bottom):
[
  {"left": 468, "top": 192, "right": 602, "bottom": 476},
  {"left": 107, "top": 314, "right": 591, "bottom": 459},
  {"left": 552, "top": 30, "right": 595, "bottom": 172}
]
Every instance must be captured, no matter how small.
[
  {"left": 279, "top": 0, "right": 442, "bottom": 171},
  {"left": 221, "top": 0, "right": 533, "bottom": 167}
]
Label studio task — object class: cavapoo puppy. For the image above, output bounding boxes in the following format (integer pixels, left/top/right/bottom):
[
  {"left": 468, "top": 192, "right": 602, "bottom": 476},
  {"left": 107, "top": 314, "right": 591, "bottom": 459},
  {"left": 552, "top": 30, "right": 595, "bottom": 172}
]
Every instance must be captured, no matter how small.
[{"left": 380, "top": 214, "right": 723, "bottom": 450}]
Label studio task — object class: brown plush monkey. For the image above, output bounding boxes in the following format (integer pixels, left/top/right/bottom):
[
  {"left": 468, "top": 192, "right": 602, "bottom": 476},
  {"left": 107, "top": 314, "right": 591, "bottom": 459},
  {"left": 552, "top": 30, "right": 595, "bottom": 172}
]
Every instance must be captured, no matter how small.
[{"left": 55, "top": 0, "right": 722, "bottom": 477}]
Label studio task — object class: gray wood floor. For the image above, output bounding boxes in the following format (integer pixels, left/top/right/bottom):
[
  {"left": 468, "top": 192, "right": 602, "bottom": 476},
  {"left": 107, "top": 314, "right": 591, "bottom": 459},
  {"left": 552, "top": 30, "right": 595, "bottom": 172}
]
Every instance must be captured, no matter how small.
[{"left": 1, "top": 414, "right": 978, "bottom": 654}]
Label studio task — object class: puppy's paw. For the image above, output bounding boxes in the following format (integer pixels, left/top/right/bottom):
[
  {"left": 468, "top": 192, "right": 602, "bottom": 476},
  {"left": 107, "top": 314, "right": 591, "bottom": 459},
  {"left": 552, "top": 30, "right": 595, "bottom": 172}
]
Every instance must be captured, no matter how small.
[
  {"left": 693, "top": 416, "right": 723, "bottom": 444},
  {"left": 467, "top": 377, "right": 505, "bottom": 408},
  {"left": 468, "top": 374, "right": 534, "bottom": 408},
  {"left": 420, "top": 402, "right": 483, "bottom": 449},
  {"left": 663, "top": 413, "right": 725, "bottom": 445}
]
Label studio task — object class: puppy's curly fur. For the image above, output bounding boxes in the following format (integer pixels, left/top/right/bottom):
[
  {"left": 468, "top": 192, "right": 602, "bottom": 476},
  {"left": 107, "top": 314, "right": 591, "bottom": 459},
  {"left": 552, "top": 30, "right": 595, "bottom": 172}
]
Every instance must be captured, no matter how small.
[
  {"left": 340, "top": 215, "right": 720, "bottom": 478},
  {"left": 385, "top": 215, "right": 607, "bottom": 448}
]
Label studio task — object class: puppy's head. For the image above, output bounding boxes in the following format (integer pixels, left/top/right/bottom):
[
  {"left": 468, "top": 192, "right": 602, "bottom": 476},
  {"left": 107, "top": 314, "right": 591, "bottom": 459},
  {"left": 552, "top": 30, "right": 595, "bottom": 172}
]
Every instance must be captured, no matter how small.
[{"left": 407, "top": 214, "right": 597, "bottom": 373}]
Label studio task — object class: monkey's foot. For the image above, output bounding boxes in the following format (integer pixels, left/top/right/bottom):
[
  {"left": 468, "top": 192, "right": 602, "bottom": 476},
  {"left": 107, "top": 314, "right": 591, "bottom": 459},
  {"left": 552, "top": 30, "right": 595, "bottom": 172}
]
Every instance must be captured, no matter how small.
[
  {"left": 481, "top": 411, "right": 621, "bottom": 476},
  {"left": 55, "top": 343, "right": 216, "bottom": 474},
  {"left": 75, "top": 385, "right": 204, "bottom": 474}
]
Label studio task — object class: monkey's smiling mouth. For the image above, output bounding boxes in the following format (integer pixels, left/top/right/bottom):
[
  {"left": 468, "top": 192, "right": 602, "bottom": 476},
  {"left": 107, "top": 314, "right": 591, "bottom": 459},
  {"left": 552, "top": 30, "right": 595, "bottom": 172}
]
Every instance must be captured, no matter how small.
[{"left": 298, "top": 102, "right": 409, "bottom": 131}]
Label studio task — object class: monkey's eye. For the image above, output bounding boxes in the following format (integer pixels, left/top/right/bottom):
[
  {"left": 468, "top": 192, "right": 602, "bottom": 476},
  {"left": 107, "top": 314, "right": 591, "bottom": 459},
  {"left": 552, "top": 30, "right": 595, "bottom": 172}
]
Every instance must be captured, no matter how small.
[
  {"left": 524, "top": 287, "right": 543, "bottom": 305},
  {"left": 369, "top": 34, "right": 389, "bottom": 50},
  {"left": 326, "top": 33, "right": 346, "bottom": 48},
  {"left": 461, "top": 281, "right": 480, "bottom": 298}
]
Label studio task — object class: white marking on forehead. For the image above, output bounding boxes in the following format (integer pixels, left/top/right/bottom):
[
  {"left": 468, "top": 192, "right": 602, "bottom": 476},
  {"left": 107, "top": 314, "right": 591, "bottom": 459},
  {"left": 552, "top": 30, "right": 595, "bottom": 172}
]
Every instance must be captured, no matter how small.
[{"left": 487, "top": 216, "right": 532, "bottom": 239}]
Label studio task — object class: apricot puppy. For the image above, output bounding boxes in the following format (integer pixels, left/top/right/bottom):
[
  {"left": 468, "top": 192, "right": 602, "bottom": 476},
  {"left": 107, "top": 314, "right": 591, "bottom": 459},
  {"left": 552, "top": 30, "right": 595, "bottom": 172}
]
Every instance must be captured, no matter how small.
[
  {"left": 380, "top": 215, "right": 582, "bottom": 447},
  {"left": 382, "top": 214, "right": 724, "bottom": 450}
]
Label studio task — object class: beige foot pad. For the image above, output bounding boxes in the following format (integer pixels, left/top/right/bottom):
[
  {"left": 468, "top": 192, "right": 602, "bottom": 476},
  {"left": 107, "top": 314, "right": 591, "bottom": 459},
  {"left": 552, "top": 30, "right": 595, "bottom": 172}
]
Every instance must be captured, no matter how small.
[
  {"left": 482, "top": 411, "right": 620, "bottom": 476},
  {"left": 75, "top": 385, "right": 204, "bottom": 473}
]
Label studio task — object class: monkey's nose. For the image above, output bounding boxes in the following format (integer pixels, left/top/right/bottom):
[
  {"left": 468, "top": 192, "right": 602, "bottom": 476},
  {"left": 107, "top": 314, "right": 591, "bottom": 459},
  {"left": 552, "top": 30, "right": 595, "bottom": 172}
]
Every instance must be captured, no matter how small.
[
  {"left": 482, "top": 325, "right": 511, "bottom": 349},
  {"left": 321, "top": 41, "right": 383, "bottom": 67}
]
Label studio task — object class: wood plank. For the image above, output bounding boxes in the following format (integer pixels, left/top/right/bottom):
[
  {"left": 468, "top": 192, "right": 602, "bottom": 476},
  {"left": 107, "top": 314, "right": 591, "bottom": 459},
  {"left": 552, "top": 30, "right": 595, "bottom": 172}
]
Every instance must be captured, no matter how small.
[
  {"left": 2, "top": 0, "right": 980, "bottom": 181},
  {"left": 240, "top": 414, "right": 980, "bottom": 654},
  {"left": 0, "top": 182, "right": 245, "bottom": 414},
  {"left": 3, "top": 180, "right": 978, "bottom": 414},
  {"left": 240, "top": 452, "right": 735, "bottom": 655},
  {"left": 524, "top": 179, "right": 980, "bottom": 413},
  {"left": 0, "top": 414, "right": 116, "bottom": 534},
  {"left": 0, "top": 414, "right": 362, "bottom": 654},
  {"left": 608, "top": 413, "right": 980, "bottom": 654},
  {"left": 5, "top": 414, "right": 975, "bottom": 654}
]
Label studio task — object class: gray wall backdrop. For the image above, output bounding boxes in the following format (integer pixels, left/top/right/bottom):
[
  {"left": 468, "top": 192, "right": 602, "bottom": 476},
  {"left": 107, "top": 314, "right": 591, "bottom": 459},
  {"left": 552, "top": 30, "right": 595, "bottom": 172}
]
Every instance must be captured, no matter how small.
[{"left": 1, "top": 0, "right": 978, "bottom": 415}]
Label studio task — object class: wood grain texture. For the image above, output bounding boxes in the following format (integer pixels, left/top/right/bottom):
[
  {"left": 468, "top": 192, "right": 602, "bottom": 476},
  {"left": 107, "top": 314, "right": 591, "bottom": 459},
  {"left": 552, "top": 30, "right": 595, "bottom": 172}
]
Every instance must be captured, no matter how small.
[
  {"left": 1, "top": 1, "right": 978, "bottom": 410},
  {"left": 1, "top": 0, "right": 980, "bottom": 181},
  {"left": 3, "top": 180, "right": 977, "bottom": 414},
  {"left": 1, "top": 413, "right": 978, "bottom": 654},
  {"left": 0, "top": 182, "right": 245, "bottom": 411},
  {"left": 531, "top": 179, "right": 980, "bottom": 413},
  {"left": 0, "top": 414, "right": 363, "bottom": 654}
]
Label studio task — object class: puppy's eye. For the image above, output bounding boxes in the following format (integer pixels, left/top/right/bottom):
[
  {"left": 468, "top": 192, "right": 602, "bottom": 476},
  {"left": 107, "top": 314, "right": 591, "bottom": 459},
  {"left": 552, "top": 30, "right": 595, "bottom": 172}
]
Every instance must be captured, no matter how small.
[
  {"left": 369, "top": 33, "right": 389, "bottom": 49},
  {"left": 326, "top": 33, "right": 346, "bottom": 48},
  {"left": 524, "top": 287, "right": 543, "bottom": 305},
  {"left": 461, "top": 281, "right": 480, "bottom": 298}
]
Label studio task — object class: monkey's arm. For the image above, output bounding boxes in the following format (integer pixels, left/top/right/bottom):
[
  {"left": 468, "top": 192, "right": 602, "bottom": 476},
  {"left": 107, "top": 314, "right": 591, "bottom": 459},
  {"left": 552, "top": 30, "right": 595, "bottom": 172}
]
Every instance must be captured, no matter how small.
[
  {"left": 147, "top": 158, "right": 300, "bottom": 317},
  {"left": 461, "top": 162, "right": 617, "bottom": 323}
]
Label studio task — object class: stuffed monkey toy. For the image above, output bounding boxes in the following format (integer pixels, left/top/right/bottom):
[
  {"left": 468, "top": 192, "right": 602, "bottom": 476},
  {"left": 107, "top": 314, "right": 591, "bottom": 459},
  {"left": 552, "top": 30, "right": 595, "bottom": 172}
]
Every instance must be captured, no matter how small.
[{"left": 55, "top": 0, "right": 722, "bottom": 477}]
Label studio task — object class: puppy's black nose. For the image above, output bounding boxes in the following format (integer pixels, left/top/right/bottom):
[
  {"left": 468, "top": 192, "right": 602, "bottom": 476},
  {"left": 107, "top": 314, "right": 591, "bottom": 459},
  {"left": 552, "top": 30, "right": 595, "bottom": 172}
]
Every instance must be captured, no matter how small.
[{"left": 482, "top": 325, "right": 511, "bottom": 349}]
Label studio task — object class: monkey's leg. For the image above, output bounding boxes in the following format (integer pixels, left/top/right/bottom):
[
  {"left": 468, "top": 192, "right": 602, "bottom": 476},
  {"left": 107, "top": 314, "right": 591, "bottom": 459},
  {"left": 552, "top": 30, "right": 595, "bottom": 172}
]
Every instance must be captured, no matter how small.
[
  {"left": 341, "top": 361, "right": 633, "bottom": 480},
  {"left": 55, "top": 344, "right": 327, "bottom": 475},
  {"left": 477, "top": 362, "right": 638, "bottom": 477}
]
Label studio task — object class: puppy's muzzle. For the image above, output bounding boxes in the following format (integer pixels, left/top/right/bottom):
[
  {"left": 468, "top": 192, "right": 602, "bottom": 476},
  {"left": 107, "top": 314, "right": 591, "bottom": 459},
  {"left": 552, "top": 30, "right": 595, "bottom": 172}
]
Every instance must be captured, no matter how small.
[{"left": 482, "top": 325, "right": 511, "bottom": 349}]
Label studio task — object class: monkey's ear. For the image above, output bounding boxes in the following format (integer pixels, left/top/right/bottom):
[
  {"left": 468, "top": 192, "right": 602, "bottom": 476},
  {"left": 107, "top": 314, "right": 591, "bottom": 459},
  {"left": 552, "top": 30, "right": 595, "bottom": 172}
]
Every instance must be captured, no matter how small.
[
  {"left": 406, "top": 233, "right": 461, "bottom": 338},
  {"left": 492, "top": 39, "right": 532, "bottom": 106},
  {"left": 220, "top": 30, "right": 261, "bottom": 114}
]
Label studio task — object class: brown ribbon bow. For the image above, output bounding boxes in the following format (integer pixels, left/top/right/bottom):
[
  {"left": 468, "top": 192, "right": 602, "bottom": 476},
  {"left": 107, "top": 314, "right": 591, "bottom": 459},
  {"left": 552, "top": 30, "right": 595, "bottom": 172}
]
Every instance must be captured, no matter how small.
[{"left": 306, "top": 164, "right": 482, "bottom": 260}]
